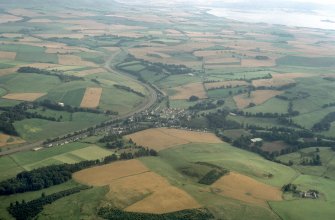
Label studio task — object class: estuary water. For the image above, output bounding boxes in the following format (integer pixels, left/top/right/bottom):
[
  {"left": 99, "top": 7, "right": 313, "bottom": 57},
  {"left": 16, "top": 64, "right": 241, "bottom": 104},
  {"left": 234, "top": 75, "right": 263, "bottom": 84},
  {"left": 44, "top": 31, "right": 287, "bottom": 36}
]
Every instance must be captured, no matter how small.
[{"left": 208, "top": 8, "right": 335, "bottom": 30}]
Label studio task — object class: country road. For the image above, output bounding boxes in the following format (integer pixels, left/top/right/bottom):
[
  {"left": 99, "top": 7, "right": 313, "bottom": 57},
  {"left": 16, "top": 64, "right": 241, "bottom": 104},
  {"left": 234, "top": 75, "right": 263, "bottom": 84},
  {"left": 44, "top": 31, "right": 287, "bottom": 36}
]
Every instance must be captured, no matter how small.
[{"left": 0, "top": 50, "right": 158, "bottom": 156}]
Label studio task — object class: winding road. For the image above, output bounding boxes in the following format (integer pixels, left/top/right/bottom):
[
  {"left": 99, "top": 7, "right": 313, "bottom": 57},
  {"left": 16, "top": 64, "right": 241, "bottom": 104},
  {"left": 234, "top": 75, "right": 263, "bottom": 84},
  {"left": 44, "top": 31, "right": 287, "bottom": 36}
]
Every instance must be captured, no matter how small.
[{"left": 0, "top": 49, "right": 158, "bottom": 156}]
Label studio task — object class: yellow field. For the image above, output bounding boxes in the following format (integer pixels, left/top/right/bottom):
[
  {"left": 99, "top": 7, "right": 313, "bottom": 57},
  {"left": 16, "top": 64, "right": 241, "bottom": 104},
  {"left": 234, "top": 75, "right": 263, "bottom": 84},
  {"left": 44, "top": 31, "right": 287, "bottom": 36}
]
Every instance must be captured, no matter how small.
[
  {"left": 205, "top": 57, "right": 240, "bottom": 65},
  {"left": 75, "top": 68, "right": 106, "bottom": 77},
  {"left": 252, "top": 78, "right": 296, "bottom": 88},
  {"left": 241, "top": 58, "right": 276, "bottom": 67},
  {"left": 80, "top": 87, "right": 102, "bottom": 108},
  {"left": 28, "top": 19, "right": 53, "bottom": 23},
  {"left": 0, "top": 14, "right": 22, "bottom": 24},
  {"left": 205, "top": 80, "right": 249, "bottom": 90},
  {"left": 0, "top": 133, "right": 25, "bottom": 148},
  {"left": 58, "top": 55, "right": 97, "bottom": 67},
  {"left": 125, "top": 128, "right": 222, "bottom": 151},
  {"left": 0, "top": 51, "right": 16, "bottom": 60},
  {"left": 2, "top": 93, "right": 46, "bottom": 101},
  {"left": 211, "top": 172, "right": 282, "bottom": 207},
  {"left": 272, "top": 72, "right": 314, "bottom": 79},
  {"left": 170, "top": 82, "right": 207, "bottom": 100},
  {"left": 0, "top": 67, "right": 18, "bottom": 76},
  {"left": 8, "top": 8, "right": 41, "bottom": 17},
  {"left": 73, "top": 159, "right": 200, "bottom": 213},
  {"left": 233, "top": 90, "right": 283, "bottom": 109}
]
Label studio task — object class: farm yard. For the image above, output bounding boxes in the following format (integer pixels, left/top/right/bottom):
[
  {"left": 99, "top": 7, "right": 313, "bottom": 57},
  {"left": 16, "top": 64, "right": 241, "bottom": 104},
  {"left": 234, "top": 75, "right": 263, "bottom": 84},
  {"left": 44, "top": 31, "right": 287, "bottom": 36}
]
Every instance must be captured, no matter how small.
[{"left": 0, "top": 1, "right": 334, "bottom": 220}]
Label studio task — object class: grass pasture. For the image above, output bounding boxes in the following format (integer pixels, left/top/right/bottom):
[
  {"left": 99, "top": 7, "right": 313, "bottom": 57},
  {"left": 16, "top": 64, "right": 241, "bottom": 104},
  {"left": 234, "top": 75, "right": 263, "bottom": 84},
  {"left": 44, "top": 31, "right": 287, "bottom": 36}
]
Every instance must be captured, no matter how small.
[
  {"left": 234, "top": 90, "right": 284, "bottom": 109},
  {"left": 277, "top": 56, "right": 335, "bottom": 67},
  {"left": 14, "top": 112, "right": 109, "bottom": 142}
]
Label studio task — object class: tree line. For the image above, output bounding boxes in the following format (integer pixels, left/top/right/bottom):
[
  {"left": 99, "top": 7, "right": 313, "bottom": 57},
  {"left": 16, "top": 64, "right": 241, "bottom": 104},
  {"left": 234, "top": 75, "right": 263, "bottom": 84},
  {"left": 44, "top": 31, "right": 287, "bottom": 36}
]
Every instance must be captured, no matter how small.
[
  {"left": 97, "top": 207, "right": 214, "bottom": 220},
  {"left": 8, "top": 186, "right": 90, "bottom": 220},
  {"left": 114, "top": 84, "right": 145, "bottom": 97},
  {"left": 17, "top": 67, "right": 83, "bottom": 82},
  {"left": 312, "top": 111, "right": 335, "bottom": 131}
]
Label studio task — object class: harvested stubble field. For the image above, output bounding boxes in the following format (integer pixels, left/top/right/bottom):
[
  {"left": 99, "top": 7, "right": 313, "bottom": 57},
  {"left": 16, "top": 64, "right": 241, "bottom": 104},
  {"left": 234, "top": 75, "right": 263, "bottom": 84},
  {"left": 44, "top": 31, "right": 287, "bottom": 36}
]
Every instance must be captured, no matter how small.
[
  {"left": 0, "top": 14, "right": 22, "bottom": 23},
  {"left": 170, "top": 82, "right": 207, "bottom": 100},
  {"left": 0, "top": 67, "right": 18, "bottom": 76},
  {"left": 211, "top": 172, "right": 282, "bottom": 207},
  {"left": 233, "top": 90, "right": 283, "bottom": 109},
  {"left": 80, "top": 87, "right": 102, "bottom": 108},
  {"left": 58, "top": 55, "right": 98, "bottom": 67},
  {"left": 125, "top": 128, "right": 222, "bottom": 151},
  {"left": 241, "top": 58, "right": 276, "bottom": 67},
  {"left": 272, "top": 72, "right": 314, "bottom": 79},
  {"left": 0, "top": 51, "right": 16, "bottom": 60},
  {"left": 252, "top": 78, "right": 296, "bottom": 88},
  {"left": 73, "top": 159, "right": 201, "bottom": 213},
  {"left": 205, "top": 80, "right": 249, "bottom": 90},
  {"left": 75, "top": 68, "right": 106, "bottom": 77},
  {"left": 2, "top": 92, "right": 46, "bottom": 101}
]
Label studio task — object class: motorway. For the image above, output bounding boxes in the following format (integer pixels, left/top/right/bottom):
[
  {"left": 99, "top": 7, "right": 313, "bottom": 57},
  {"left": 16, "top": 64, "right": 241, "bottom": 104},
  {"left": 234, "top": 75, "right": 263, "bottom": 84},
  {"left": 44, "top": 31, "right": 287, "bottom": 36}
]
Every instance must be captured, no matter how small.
[{"left": 0, "top": 50, "right": 158, "bottom": 156}]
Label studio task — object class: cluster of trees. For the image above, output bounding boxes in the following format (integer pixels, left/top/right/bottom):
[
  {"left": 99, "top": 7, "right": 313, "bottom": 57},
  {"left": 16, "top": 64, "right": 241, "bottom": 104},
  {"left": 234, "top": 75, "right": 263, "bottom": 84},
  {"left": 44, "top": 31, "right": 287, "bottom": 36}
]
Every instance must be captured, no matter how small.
[
  {"left": 8, "top": 186, "right": 89, "bottom": 220},
  {"left": 255, "top": 55, "right": 269, "bottom": 60},
  {"left": 322, "top": 102, "right": 335, "bottom": 108},
  {"left": 276, "top": 91, "right": 310, "bottom": 101},
  {"left": 288, "top": 101, "right": 300, "bottom": 116},
  {"left": 312, "top": 112, "right": 335, "bottom": 131},
  {"left": 300, "top": 154, "right": 322, "bottom": 166},
  {"left": 216, "top": 124, "right": 335, "bottom": 161},
  {"left": 254, "top": 83, "right": 297, "bottom": 91},
  {"left": 206, "top": 110, "right": 241, "bottom": 130},
  {"left": 0, "top": 103, "right": 57, "bottom": 135},
  {"left": 189, "top": 100, "right": 224, "bottom": 111},
  {"left": 189, "top": 95, "right": 199, "bottom": 102},
  {"left": 36, "top": 99, "right": 117, "bottom": 115},
  {"left": 99, "top": 134, "right": 124, "bottom": 149},
  {"left": 0, "top": 160, "right": 98, "bottom": 195},
  {"left": 206, "top": 83, "right": 245, "bottom": 91},
  {"left": 282, "top": 183, "right": 299, "bottom": 193},
  {"left": 17, "top": 67, "right": 83, "bottom": 82},
  {"left": 198, "top": 168, "right": 229, "bottom": 185},
  {"left": 114, "top": 84, "right": 145, "bottom": 97},
  {"left": 97, "top": 207, "right": 214, "bottom": 220},
  {"left": 119, "top": 54, "right": 193, "bottom": 76}
]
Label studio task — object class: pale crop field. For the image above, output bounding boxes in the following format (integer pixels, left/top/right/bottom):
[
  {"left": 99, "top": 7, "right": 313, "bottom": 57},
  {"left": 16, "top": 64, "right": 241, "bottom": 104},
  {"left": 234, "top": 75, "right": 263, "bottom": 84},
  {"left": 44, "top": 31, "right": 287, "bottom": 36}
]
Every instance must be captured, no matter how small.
[
  {"left": 80, "top": 87, "right": 102, "bottom": 108},
  {"left": 2, "top": 93, "right": 46, "bottom": 101},
  {"left": 126, "top": 128, "right": 222, "bottom": 151},
  {"left": 212, "top": 172, "right": 282, "bottom": 207}
]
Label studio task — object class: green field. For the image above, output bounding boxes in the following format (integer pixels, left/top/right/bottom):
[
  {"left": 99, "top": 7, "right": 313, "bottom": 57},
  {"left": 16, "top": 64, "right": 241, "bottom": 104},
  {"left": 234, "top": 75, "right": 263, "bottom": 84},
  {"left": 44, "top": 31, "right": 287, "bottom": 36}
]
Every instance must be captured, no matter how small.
[
  {"left": 0, "top": 73, "right": 61, "bottom": 93},
  {"left": 0, "top": 180, "right": 84, "bottom": 220},
  {"left": 245, "top": 98, "right": 289, "bottom": 114},
  {"left": 0, "top": 142, "right": 112, "bottom": 180},
  {"left": 0, "top": 44, "right": 58, "bottom": 63},
  {"left": 14, "top": 113, "right": 110, "bottom": 142},
  {"left": 277, "top": 56, "right": 335, "bottom": 67}
]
